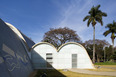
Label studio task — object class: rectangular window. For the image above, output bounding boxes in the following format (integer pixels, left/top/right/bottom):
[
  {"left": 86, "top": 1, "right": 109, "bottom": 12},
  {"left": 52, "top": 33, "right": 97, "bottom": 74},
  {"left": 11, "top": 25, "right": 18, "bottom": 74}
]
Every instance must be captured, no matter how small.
[
  {"left": 46, "top": 53, "right": 53, "bottom": 68},
  {"left": 46, "top": 53, "right": 52, "bottom": 55}
]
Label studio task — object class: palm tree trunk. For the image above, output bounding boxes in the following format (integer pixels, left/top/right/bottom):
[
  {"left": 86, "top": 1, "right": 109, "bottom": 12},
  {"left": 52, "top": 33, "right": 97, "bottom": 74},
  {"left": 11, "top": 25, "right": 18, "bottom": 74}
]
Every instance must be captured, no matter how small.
[
  {"left": 112, "top": 38, "right": 114, "bottom": 53},
  {"left": 93, "top": 26, "right": 95, "bottom": 63}
]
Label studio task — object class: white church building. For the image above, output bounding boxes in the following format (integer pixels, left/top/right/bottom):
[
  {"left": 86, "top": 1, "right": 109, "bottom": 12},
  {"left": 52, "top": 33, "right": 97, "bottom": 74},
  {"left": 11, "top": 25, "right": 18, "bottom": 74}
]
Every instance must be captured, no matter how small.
[{"left": 31, "top": 42, "right": 94, "bottom": 69}]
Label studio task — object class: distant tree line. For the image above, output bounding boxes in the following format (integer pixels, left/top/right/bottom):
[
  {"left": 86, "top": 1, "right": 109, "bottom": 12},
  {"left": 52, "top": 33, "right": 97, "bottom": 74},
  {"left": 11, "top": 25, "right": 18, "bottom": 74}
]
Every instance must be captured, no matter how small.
[{"left": 83, "top": 39, "right": 116, "bottom": 62}]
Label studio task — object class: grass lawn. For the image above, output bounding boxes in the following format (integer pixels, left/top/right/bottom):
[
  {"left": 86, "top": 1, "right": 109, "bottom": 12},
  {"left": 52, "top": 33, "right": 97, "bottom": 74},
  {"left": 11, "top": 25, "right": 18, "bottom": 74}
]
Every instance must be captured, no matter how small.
[
  {"left": 33, "top": 62, "right": 116, "bottom": 77},
  {"left": 95, "top": 61, "right": 116, "bottom": 65},
  {"left": 93, "top": 61, "right": 116, "bottom": 72},
  {"left": 99, "top": 65, "right": 116, "bottom": 67},
  {"left": 34, "top": 69, "right": 115, "bottom": 77}
]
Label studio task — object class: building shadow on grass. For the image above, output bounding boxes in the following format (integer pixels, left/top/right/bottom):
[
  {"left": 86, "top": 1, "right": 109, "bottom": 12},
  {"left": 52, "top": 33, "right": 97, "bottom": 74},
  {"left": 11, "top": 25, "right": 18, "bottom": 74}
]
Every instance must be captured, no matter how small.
[{"left": 31, "top": 50, "right": 66, "bottom": 77}]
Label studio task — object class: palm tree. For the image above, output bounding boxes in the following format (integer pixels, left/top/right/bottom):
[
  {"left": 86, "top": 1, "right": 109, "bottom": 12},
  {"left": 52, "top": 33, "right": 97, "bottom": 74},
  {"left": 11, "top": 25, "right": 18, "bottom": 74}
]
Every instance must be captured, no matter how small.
[
  {"left": 83, "top": 5, "right": 107, "bottom": 63},
  {"left": 103, "top": 20, "right": 116, "bottom": 53}
]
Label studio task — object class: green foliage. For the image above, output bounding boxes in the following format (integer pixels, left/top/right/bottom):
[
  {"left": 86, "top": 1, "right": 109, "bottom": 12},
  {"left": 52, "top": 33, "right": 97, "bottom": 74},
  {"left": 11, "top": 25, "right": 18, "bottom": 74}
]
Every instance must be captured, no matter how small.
[
  {"left": 112, "top": 51, "right": 116, "bottom": 60},
  {"left": 105, "top": 46, "right": 113, "bottom": 60},
  {"left": 103, "top": 20, "right": 116, "bottom": 37},
  {"left": 83, "top": 5, "right": 107, "bottom": 27},
  {"left": 103, "top": 20, "right": 116, "bottom": 52}
]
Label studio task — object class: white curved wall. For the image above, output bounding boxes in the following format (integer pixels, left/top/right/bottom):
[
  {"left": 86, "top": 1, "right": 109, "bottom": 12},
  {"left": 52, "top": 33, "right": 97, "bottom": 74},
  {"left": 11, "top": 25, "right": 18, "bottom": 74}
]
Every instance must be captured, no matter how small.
[
  {"left": 32, "top": 43, "right": 57, "bottom": 69},
  {"left": 57, "top": 44, "right": 94, "bottom": 69},
  {"left": 31, "top": 42, "right": 94, "bottom": 69}
]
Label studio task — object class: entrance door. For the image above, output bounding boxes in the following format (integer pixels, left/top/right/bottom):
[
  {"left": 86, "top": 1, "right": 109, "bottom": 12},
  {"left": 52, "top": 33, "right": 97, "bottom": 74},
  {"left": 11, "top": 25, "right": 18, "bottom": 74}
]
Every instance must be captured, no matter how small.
[{"left": 72, "top": 54, "right": 77, "bottom": 68}]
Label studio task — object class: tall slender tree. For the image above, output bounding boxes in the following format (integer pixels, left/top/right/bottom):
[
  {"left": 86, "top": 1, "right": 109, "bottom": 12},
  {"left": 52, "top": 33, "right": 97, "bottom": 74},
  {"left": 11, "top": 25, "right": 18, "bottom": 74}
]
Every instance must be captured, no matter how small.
[
  {"left": 83, "top": 5, "right": 107, "bottom": 63},
  {"left": 103, "top": 20, "right": 116, "bottom": 53}
]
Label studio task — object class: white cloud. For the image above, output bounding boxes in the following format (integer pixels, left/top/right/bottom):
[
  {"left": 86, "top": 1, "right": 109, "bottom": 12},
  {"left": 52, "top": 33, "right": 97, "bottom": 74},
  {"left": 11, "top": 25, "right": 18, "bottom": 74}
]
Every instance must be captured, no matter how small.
[{"left": 52, "top": 0, "right": 93, "bottom": 41}]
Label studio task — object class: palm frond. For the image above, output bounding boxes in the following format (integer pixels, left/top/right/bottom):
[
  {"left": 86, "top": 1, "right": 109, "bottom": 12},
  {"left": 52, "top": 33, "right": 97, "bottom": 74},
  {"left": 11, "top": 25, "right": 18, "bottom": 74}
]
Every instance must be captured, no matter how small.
[
  {"left": 96, "top": 10, "right": 107, "bottom": 17},
  {"left": 83, "top": 4, "right": 107, "bottom": 27},
  {"left": 113, "top": 20, "right": 116, "bottom": 26},
  {"left": 105, "top": 20, "right": 116, "bottom": 35},
  {"left": 87, "top": 17, "right": 94, "bottom": 27},
  {"left": 96, "top": 5, "right": 100, "bottom": 10},
  {"left": 105, "top": 24, "right": 113, "bottom": 28},
  {"left": 83, "top": 15, "right": 90, "bottom": 21},
  {"left": 97, "top": 19, "right": 103, "bottom": 26},
  {"left": 89, "top": 6, "right": 94, "bottom": 15},
  {"left": 95, "top": 15, "right": 103, "bottom": 25},
  {"left": 103, "top": 30, "right": 111, "bottom": 37},
  {"left": 101, "top": 12, "right": 107, "bottom": 17}
]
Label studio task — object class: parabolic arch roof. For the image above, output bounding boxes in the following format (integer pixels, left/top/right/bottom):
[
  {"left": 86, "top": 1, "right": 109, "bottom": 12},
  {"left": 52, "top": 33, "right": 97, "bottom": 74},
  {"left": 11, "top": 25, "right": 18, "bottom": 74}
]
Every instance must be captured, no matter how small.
[{"left": 32, "top": 42, "right": 86, "bottom": 52}]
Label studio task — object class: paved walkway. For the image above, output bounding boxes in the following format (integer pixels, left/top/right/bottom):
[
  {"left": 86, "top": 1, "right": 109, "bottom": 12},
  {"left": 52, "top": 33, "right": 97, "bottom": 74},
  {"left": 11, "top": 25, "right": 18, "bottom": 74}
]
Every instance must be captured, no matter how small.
[
  {"left": 69, "top": 69, "right": 116, "bottom": 76},
  {"left": 95, "top": 65, "right": 116, "bottom": 70}
]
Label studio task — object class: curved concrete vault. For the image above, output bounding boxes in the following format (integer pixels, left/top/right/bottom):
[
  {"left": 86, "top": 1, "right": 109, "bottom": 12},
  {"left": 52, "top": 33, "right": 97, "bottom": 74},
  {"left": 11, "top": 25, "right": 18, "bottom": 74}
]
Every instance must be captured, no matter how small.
[{"left": 31, "top": 42, "right": 94, "bottom": 69}]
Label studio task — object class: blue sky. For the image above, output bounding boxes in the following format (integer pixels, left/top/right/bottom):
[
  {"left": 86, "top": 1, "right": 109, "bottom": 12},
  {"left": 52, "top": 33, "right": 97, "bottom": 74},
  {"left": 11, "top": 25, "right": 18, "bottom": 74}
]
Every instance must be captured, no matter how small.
[{"left": 0, "top": 0, "right": 116, "bottom": 46}]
